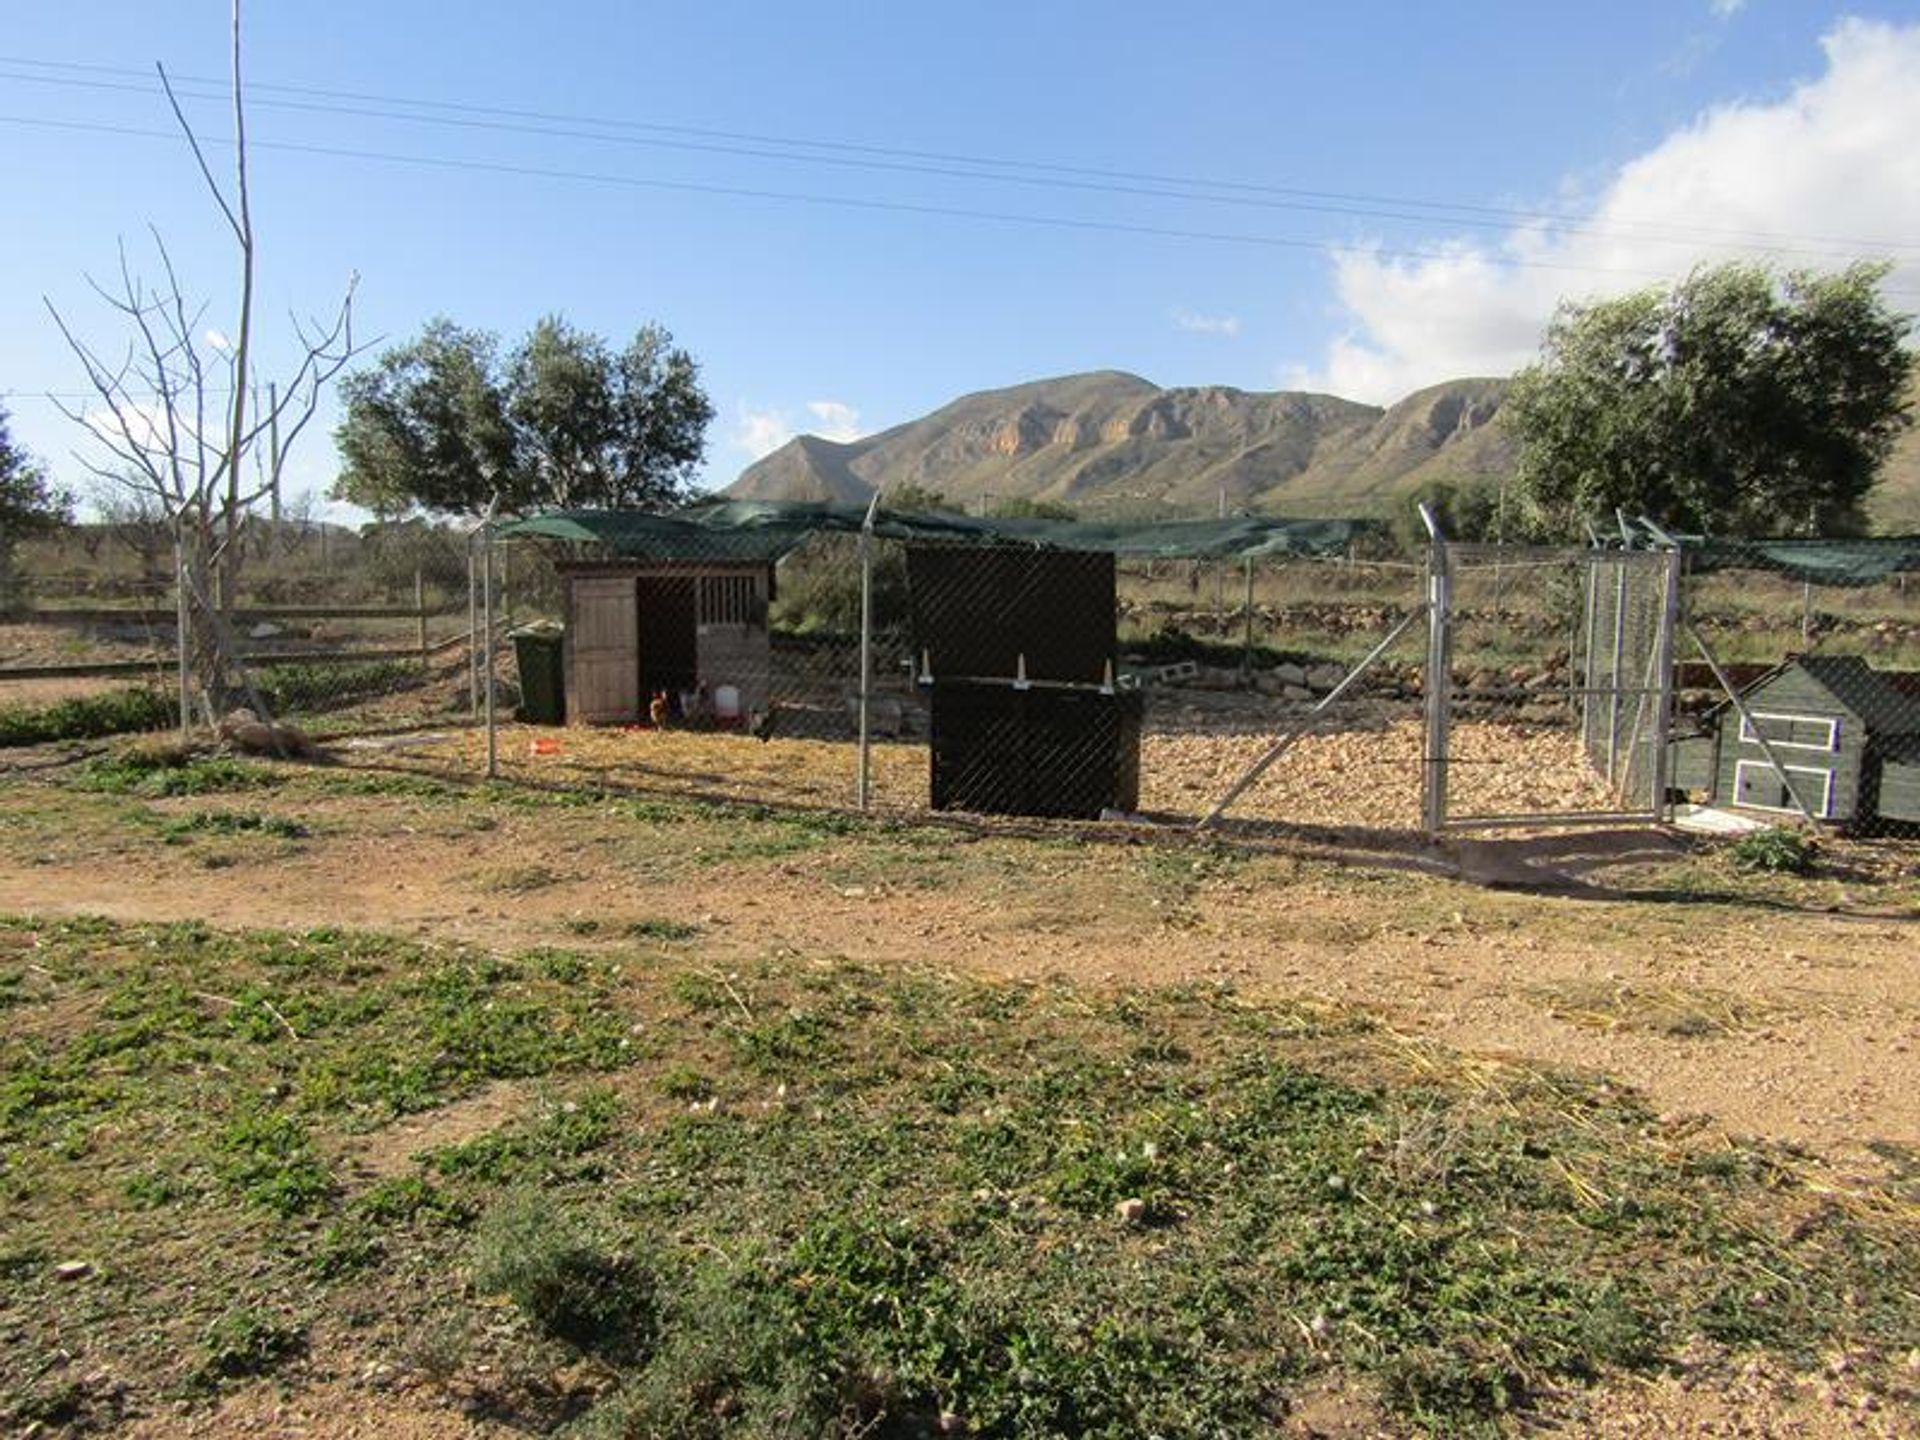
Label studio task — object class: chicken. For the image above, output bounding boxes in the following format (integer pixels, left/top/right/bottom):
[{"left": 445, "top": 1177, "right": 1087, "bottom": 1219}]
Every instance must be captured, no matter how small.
[
  {"left": 747, "top": 702, "right": 781, "bottom": 743},
  {"left": 648, "top": 691, "right": 671, "bottom": 728}
]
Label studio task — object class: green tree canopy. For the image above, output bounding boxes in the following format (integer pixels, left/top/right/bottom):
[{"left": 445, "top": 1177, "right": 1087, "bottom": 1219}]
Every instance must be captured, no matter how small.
[
  {"left": 0, "top": 404, "right": 71, "bottom": 606},
  {"left": 333, "top": 316, "right": 714, "bottom": 517},
  {"left": 1505, "top": 261, "right": 1914, "bottom": 539},
  {"left": 0, "top": 404, "right": 70, "bottom": 540}
]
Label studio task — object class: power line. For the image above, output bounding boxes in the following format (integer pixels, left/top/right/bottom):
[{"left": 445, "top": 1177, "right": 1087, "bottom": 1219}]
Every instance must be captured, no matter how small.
[
  {"left": 2, "top": 53, "right": 1917, "bottom": 260},
  {"left": 10, "top": 111, "right": 1919, "bottom": 306}
]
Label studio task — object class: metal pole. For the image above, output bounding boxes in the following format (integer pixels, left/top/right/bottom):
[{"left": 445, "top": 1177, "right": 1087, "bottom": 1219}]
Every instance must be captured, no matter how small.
[
  {"left": 1606, "top": 560, "right": 1628, "bottom": 782},
  {"left": 483, "top": 525, "right": 497, "bottom": 779},
  {"left": 1240, "top": 557, "right": 1256, "bottom": 683},
  {"left": 1420, "top": 505, "right": 1452, "bottom": 835},
  {"left": 467, "top": 542, "right": 480, "bottom": 719},
  {"left": 415, "top": 565, "right": 429, "bottom": 673},
  {"left": 1200, "top": 603, "right": 1427, "bottom": 827},
  {"left": 856, "top": 492, "right": 880, "bottom": 810},
  {"left": 1683, "top": 617, "right": 1818, "bottom": 823},
  {"left": 174, "top": 523, "right": 192, "bottom": 744},
  {"left": 1646, "top": 547, "right": 1684, "bottom": 820},
  {"left": 1580, "top": 556, "right": 1601, "bottom": 762}
]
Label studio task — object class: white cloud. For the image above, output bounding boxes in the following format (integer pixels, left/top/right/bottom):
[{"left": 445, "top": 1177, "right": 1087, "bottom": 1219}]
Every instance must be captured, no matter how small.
[
  {"left": 1288, "top": 19, "right": 1920, "bottom": 403},
  {"left": 805, "top": 399, "right": 864, "bottom": 442},
  {"left": 734, "top": 405, "right": 794, "bottom": 460},
  {"left": 1709, "top": 0, "right": 1747, "bottom": 18},
  {"left": 733, "top": 398, "right": 866, "bottom": 460},
  {"left": 1172, "top": 308, "right": 1243, "bottom": 337}
]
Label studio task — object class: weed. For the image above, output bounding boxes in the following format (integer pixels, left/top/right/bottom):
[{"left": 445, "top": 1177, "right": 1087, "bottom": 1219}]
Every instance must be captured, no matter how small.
[
  {"left": 0, "top": 687, "right": 176, "bottom": 748},
  {"left": 425, "top": 1089, "right": 624, "bottom": 1186},
  {"left": 475, "top": 863, "right": 564, "bottom": 894},
  {"left": 626, "top": 917, "right": 701, "bottom": 942},
  {"left": 196, "top": 1308, "right": 307, "bottom": 1385},
  {"left": 213, "top": 1109, "right": 334, "bottom": 1217},
  {"left": 160, "top": 809, "right": 308, "bottom": 842},
  {"left": 658, "top": 1065, "right": 713, "bottom": 1101},
  {"left": 74, "top": 749, "right": 272, "bottom": 797},
  {"left": 1728, "top": 827, "right": 1818, "bottom": 875},
  {"left": 470, "top": 1192, "right": 653, "bottom": 1357}
]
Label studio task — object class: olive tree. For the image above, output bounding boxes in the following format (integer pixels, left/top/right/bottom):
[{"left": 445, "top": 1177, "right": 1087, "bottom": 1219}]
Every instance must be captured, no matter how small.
[
  {"left": 333, "top": 315, "right": 714, "bottom": 518},
  {"left": 1505, "top": 261, "right": 1914, "bottom": 538}
]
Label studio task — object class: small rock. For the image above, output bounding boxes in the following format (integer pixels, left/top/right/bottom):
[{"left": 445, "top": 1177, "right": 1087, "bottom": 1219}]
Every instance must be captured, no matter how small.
[
  {"left": 1115, "top": 1197, "right": 1148, "bottom": 1226},
  {"left": 938, "top": 1411, "right": 967, "bottom": 1435},
  {"left": 1324, "top": 1173, "right": 1348, "bottom": 1197},
  {"left": 53, "top": 1260, "right": 92, "bottom": 1282}
]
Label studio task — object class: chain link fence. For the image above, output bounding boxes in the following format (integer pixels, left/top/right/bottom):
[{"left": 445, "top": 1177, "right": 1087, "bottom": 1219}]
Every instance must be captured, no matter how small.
[
  {"left": 0, "top": 520, "right": 476, "bottom": 750},
  {"left": 8, "top": 505, "right": 1918, "bottom": 846},
  {"left": 1431, "top": 545, "right": 1678, "bottom": 829},
  {"left": 1666, "top": 538, "right": 1920, "bottom": 837}
]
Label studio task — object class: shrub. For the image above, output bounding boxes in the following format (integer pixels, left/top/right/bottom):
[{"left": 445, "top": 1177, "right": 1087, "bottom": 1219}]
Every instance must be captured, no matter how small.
[
  {"left": 1727, "top": 827, "right": 1817, "bottom": 876},
  {"left": 470, "top": 1193, "right": 652, "bottom": 1357},
  {"left": 197, "top": 1308, "right": 307, "bottom": 1384},
  {"left": 0, "top": 687, "right": 176, "bottom": 747}
]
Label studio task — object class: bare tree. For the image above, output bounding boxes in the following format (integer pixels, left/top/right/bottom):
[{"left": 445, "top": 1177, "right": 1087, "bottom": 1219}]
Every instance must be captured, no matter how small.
[{"left": 44, "top": 0, "right": 362, "bottom": 724}]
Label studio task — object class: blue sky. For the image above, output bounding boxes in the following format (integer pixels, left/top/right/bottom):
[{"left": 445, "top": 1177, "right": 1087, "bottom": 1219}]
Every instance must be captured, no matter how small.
[{"left": 5, "top": 1, "right": 1919, "bottom": 513}]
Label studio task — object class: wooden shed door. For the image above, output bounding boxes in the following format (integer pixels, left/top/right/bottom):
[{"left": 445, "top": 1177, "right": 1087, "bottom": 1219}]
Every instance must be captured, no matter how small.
[{"left": 570, "top": 577, "right": 640, "bottom": 724}]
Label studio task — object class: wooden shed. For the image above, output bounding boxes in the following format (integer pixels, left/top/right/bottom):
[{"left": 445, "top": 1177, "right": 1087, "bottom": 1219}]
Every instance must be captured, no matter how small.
[
  {"left": 560, "top": 561, "right": 773, "bottom": 726},
  {"left": 1679, "top": 655, "right": 1920, "bottom": 826}
]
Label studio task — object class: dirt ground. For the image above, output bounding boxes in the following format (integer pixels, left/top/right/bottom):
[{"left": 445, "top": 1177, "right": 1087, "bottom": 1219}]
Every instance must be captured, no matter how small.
[{"left": 3, "top": 752, "right": 1917, "bottom": 1437}]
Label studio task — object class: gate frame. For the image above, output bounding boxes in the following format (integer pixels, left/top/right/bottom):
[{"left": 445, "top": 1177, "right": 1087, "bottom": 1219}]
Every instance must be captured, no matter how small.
[{"left": 1421, "top": 530, "right": 1684, "bottom": 835}]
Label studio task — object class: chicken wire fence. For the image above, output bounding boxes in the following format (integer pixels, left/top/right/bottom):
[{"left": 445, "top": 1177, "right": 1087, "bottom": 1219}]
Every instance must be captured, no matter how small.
[
  {"left": 1427, "top": 545, "right": 1679, "bottom": 830},
  {"left": 12, "top": 507, "right": 1917, "bottom": 843},
  {"left": 1667, "top": 537, "right": 1920, "bottom": 838},
  {"left": 440, "top": 526, "right": 1439, "bottom": 831},
  {"left": 0, "top": 520, "right": 477, "bottom": 751}
]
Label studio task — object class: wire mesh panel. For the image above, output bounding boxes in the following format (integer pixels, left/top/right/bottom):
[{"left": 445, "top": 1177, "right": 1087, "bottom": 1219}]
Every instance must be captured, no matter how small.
[
  {"left": 1150, "top": 553, "right": 1430, "bottom": 832},
  {"left": 1437, "top": 546, "right": 1676, "bottom": 828},
  {"left": 1675, "top": 542, "right": 1920, "bottom": 837}
]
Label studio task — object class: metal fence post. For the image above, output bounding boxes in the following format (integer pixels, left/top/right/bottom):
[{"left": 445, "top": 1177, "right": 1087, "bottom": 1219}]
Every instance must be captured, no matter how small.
[
  {"left": 856, "top": 494, "right": 880, "bottom": 810},
  {"left": 483, "top": 524, "right": 497, "bottom": 779},
  {"left": 467, "top": 541, "right": 480, "bottom": 719},
  {"left": 1606, "top": 559, "right": 1629, "bottom": 783},
  {"left": 1646, "top": 547, "right": 1683, "bottom": 820},
  {"left": 415, "top": 565, "right": 429, "bottom": 673},
  {"left": 1420, "top": 505, "right": 1452, "bottom": 835},
  {"left": 1240, "top": 557, "right": 1256, "bottom": 683}
]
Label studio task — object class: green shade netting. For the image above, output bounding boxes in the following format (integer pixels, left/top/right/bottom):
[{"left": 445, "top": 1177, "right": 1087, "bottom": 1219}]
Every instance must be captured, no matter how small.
[{"left": 498, "top": 500, "right": 1381, "bottom": 562}]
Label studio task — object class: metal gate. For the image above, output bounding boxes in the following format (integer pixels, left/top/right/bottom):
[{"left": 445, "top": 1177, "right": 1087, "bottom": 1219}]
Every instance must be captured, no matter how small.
[{"left": 1424, "top": 542, "right": 1680, "bottom": 831}]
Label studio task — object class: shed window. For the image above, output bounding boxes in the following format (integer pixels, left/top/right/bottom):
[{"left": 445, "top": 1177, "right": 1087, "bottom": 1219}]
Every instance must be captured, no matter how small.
[
  {"left": 698, "top": 574, "right": 761, "bottom": 627},
  {"left": 1732, "top": 759, "right": 1835, "bottom": 818},
  {"left": 1738, "top": 711, "right": 1839, "bottom": 753}
]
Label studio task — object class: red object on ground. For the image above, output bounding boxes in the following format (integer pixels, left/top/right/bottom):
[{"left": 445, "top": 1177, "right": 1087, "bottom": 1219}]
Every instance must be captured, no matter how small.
[{"left": 528, "top": 736, "right": 563, "bottom": 756}]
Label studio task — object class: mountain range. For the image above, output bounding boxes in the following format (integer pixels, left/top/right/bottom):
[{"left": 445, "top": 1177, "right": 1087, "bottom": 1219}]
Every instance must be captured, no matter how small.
[{"left": 727, "top": 370, "right": 1920, "bottom": 531}]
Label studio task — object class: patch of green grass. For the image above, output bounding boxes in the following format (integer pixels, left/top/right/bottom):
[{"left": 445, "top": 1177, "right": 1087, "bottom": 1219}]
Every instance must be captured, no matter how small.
[
  {"left": 74, "top": 746, "right": 274, "bottom": 797},
  {"left": 196, "top": 1308, "right": 307, "bottom": 1387},
  {"left": 160, "top": 809, "right": 309, "bottom": 842},
  {"left": 0, "top": 687, "right": 176, "bottom": 748},
  {"left": 214, "top": 1108, "right": 334, "bottom": 1216},
  {"left": 424, "top": 1088, "right": 624, "bottom": 1186},
  {"left": 471, "top": 1191, "right": 653, "bottom": 1358},
  {"left": 2, "top": 914, "right": 1916, "bottom": 1434}
]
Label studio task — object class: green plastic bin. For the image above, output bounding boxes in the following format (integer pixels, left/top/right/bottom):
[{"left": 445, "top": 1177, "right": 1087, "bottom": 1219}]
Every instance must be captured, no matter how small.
[{"left": 513, "top": 623, "right": 566, "bottom": 725}]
